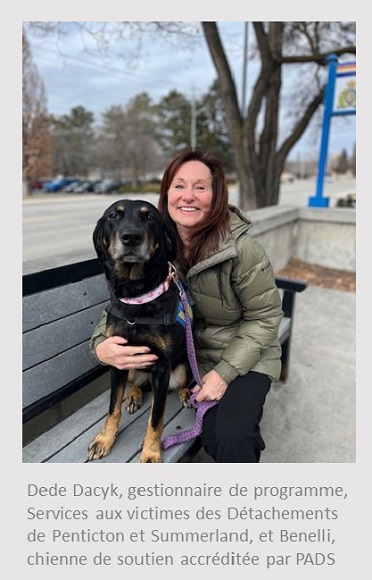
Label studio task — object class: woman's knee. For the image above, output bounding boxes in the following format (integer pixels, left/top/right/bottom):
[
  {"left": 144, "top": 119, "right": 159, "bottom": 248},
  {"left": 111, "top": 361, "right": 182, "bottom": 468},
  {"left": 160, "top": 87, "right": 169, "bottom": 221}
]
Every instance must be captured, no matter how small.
[{"left": 214, "top": 431, "right": 265, "bottom": 463}]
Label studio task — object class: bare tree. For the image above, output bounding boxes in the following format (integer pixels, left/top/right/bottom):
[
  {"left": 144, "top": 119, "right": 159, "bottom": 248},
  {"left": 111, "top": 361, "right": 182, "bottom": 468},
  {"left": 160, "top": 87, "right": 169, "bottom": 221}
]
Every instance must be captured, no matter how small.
[
  {"left": 22, "top": 30, "right": 53, "bottom": 195},
  {"left": 202, "top": 21, "right": 355, "bottom": 208}
]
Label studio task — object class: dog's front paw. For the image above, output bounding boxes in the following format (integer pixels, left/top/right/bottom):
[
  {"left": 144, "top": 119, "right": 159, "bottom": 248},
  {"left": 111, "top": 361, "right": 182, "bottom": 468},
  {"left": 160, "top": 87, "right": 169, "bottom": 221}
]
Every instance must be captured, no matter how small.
[
  {"left": 178, "top": 386, "right": 192, "bottom": 409},
  {"left": 125, "top": 383, "right": 143, "bottom": 414},
  {"left": 87, "top": 432, "right": 116, "bottom": 461},
  {"left": 139, "top": 448, "right": 162, "bottom": 463},
  {"left": 140, "top": 429, "right": 162, "bottom": 462}
]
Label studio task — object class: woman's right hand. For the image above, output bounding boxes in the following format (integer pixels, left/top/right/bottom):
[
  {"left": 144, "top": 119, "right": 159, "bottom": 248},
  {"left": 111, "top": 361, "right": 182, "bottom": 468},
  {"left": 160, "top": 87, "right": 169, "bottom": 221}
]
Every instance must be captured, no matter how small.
[{"left": 95, "top": 336, "right": 158, "bottom": 370}]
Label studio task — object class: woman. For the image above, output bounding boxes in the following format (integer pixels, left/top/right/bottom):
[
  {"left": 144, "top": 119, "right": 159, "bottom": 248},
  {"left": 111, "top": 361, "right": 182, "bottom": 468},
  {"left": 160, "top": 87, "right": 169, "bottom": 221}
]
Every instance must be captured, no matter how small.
[{"left": 90, "top": 147, "right": 283, "bottom": 463}]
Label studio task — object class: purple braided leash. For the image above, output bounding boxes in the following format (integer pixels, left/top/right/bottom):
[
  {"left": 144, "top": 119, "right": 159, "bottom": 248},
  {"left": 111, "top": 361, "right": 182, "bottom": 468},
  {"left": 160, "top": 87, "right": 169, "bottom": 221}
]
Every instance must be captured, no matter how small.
[{"left": 162, "top": 279, "right": 218, "bottom": 450}]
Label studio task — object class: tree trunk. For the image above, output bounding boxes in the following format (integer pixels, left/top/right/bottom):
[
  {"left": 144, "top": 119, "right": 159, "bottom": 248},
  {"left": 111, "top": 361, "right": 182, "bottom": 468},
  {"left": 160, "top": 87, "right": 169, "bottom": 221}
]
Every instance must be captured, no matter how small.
[
  {"left": 202, "top": 22, "right": 257, "bottom": 210},
  {"left": 202, "top": 22, "right": 329, "bottom": 211}
]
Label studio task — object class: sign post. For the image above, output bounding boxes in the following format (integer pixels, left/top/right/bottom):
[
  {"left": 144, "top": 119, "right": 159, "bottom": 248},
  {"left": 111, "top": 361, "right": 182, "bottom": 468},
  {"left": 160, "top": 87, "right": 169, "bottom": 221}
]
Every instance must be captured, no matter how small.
[{"left": 308, "top": 54, "right": 356, "bottom": 207}]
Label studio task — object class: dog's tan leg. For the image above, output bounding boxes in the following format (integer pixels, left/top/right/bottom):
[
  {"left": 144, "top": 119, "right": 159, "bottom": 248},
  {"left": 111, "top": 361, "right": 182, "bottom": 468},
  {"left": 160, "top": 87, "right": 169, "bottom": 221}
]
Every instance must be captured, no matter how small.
[
  {"left": 87, "top": 381, "right": 125, "bottom": 461},
  {"left": 125, "top": 382, "right": 143, "bottom": 413},
  {"left": 178, "top": 386, "right": 192, "bottom": 408},
  {"left": 124, "top": 370, "right": 145, "bottom": 414},
  {"left": 170, "top": 364, "right": 192, "bottom": 408},
  {"left": 139, "top": 417, "right": 164, "bottom": 463},
  {"left": 139, "top": 365, "right": 172, "bottom": 463}
]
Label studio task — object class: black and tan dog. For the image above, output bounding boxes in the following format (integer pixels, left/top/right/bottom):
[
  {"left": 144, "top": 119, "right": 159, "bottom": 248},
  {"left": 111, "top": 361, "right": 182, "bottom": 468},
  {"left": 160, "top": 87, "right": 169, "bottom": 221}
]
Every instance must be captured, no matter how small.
[{"left": 88, "top": 199, "right": 192, "bottom": 463}]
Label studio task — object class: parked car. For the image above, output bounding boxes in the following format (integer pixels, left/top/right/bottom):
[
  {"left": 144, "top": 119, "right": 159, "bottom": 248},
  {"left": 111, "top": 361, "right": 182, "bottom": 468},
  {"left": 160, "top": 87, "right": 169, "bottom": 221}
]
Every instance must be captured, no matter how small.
[
  {"left": 93, "top": 178, "right": 122, "bottom": 194},
  {"left": 62, "top": 180, "right": 81, "bottom": 192},
  {"left": 73, "top": 180, "right": 97, "bottom": 193},
  {"left": 30, "top": 179, "right": 45, "bottom": 190},
  {"left": 43, "top": 178, "right": 77, "bottom": 193}
]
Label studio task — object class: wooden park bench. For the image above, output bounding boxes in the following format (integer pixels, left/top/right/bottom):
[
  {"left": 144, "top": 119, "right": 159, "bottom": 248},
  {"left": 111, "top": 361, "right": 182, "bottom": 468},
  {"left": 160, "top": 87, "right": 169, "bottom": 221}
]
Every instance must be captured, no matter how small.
[{"left": 22, "top": 258, "right": 307, "bottom": 463}]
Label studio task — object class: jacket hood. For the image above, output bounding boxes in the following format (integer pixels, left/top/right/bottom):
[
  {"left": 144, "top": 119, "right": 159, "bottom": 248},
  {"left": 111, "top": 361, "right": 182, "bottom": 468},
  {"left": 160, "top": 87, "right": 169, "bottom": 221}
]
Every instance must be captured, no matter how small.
[
  {"left": 186, "top": 205, "right": 253, "bottom": 278},
  {"left": 228, "top": 204, "right": 252, "bottom": 237}
]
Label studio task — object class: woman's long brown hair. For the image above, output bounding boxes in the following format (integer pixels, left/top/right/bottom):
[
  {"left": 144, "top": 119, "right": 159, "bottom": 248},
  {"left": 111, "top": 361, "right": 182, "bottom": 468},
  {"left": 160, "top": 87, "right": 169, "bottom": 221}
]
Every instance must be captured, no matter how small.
[{"left": 158, "top": 147, "right": 230, "bottom": 269}]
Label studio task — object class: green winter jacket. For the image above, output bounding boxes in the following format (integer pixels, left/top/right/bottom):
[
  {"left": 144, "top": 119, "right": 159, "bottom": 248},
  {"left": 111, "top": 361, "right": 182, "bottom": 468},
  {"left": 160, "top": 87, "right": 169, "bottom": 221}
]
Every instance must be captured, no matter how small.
[{"left": 89, "top": 205, "right": 283, "bottom": 383}]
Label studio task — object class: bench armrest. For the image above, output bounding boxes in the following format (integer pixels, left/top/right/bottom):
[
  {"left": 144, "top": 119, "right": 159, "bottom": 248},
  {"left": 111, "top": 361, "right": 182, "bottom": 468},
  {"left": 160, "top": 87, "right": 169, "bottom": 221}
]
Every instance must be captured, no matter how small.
[
  {"left": 275, "top": 276, "right": 308, "bottom": 293},
  {"left": 275, "top": 276, "right": 308, "bottom": 319}
]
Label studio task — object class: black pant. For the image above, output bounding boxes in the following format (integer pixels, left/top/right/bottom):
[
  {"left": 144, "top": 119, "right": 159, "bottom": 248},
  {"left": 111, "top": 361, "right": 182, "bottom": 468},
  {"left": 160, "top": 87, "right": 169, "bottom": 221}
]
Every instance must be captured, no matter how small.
[{"left": 200, "top": 371, "right": 271, "bottom": 463}]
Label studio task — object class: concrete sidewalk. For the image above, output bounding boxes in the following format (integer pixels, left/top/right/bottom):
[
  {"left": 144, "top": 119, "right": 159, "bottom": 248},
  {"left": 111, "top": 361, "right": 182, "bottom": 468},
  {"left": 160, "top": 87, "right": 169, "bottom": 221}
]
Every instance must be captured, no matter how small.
[{"left": 190, "top": 285, "right": 356, "bottom": 463}]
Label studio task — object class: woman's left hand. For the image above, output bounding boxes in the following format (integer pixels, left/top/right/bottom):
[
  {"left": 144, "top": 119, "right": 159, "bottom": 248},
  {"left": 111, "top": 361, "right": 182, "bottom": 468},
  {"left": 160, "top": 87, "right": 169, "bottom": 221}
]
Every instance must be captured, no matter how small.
[{"left": 192, "top": 370, "right": 227, "bottom": 403}]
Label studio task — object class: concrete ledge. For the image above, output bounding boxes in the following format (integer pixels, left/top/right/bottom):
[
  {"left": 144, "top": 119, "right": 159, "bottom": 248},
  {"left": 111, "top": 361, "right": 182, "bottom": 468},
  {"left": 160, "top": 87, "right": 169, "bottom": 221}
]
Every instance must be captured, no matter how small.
[
  {"left": 23, "top": 205, "right": 356, "bottom": 275},
  {"left": 296, "top": 207, "right": 355, "bottom": 271},
  {"left": 298, "top": 206, "right": 356, "bottom": 224},
  {"left": 247, "top": 206, "right": 299, "bottom": 271},
  {"left": 247, "top": 205, "right": 355, "bottom": 273},
  {"left": 248, "top": 205, "right": 300, "bottom": 236}
]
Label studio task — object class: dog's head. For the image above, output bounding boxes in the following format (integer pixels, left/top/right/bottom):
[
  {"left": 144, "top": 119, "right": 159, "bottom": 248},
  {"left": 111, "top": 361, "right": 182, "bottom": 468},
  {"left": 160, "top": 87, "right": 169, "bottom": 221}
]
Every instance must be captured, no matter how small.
[{"left": 93, "top": 199, "right": 177, "bottom": 266}]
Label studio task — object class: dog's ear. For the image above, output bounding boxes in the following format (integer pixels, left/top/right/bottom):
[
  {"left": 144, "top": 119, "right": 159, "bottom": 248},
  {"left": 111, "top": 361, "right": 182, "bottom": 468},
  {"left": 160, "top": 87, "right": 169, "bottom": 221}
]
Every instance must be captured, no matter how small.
[
  {"left": 164, "top": 220, "right": 178, "bottom": 262},
  {"left": 93, "top": 217, "right": 108, "bottom": 262}
]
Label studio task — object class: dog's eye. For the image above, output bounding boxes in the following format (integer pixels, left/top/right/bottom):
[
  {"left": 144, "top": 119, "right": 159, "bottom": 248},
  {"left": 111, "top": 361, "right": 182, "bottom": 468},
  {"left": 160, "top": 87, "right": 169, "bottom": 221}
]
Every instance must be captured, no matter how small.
[
  {"left": 108, "top": 211, "right": 119, "bottom": 220},
  {"left": 146, "top": 213, "right": 155, "bottom": 221}
]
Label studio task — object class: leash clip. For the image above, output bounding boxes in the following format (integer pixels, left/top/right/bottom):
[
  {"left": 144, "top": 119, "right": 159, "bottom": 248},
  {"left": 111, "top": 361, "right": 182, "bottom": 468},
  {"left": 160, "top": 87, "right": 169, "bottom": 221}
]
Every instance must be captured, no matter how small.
[{"left": 168, "top": 262, "right": 183, "bottom": 296}]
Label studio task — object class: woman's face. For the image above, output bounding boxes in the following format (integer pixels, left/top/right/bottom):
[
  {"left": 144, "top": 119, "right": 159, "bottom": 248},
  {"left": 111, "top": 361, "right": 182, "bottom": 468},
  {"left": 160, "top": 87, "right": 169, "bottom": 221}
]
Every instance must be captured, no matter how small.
[{"left": 167, "top": 160, "right": 213, "bottom": 237}]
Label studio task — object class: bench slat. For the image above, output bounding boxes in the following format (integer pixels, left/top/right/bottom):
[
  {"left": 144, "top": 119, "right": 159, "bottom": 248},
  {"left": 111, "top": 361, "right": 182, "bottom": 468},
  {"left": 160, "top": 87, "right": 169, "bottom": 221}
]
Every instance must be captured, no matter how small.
[
  {"left": 23, "top": 388, "right": 110, "bottom": 462},
  {"left": 23, "top": 303, "right": 107, "bottom": 370},
  {"left": 23, "top": 274, "right": 108, "bottom": 332},
  {"left": 23, "top": 343, "right": 98, "bottom": 408}
]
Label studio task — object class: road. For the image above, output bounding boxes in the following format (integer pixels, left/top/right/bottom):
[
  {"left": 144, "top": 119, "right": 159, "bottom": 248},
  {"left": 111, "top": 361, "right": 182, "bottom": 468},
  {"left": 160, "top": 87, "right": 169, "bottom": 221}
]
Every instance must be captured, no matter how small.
[{"left": 22, "top": 176, "right": 356, "bottom": 273}]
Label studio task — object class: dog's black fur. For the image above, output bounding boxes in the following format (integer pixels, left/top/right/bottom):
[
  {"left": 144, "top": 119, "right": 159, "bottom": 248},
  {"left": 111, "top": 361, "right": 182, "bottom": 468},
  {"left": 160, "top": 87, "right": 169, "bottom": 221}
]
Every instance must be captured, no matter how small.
[{"left": 88, "top": 199, "right": 192, "bottom": 463}]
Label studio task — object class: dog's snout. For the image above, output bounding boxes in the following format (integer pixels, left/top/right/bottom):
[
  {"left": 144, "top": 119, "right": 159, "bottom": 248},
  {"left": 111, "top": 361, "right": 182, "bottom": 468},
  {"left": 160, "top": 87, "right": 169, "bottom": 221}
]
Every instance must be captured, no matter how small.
[{"left": 121, "top": 230, "right": 144, "bottom": 247}]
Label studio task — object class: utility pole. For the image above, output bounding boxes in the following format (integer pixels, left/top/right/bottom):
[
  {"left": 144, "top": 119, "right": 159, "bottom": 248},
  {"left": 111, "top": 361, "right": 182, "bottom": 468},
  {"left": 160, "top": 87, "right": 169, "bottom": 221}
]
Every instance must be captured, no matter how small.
[
  {"left": 190, "top": 93, "right": 197, "bottom": 148},
  {"left": 241, "top": 22, "right": 249, "bottom": 115}
]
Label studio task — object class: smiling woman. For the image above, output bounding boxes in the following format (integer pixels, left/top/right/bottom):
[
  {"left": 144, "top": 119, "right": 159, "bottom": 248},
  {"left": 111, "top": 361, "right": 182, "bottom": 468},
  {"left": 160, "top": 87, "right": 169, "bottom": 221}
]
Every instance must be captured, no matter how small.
[
  {"left": 167, "top": 161, "right": 213, "bottom": 241},
  {"left": 158, "top": 149, "right": 230, "bottom": 270},
  {"left": 91, "top": 147, "right": 284, "bottom": 463}
]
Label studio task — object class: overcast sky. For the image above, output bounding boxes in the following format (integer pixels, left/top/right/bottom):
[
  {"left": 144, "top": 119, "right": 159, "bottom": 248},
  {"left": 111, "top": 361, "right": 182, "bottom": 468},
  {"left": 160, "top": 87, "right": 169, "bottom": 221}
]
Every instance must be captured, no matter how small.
[
  {"left": 25, "top": 22, "right": 247, "bottom": 118},
  {"left": 24, "top": 21, "right": 356, "bottom": 162}
]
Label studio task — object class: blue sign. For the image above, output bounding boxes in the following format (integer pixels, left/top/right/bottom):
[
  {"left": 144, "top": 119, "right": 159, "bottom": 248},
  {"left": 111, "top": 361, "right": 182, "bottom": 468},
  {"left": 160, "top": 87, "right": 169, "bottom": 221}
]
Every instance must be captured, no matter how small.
[{"left": 308, "top": 54, "right": 356, "bottom": 208}]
